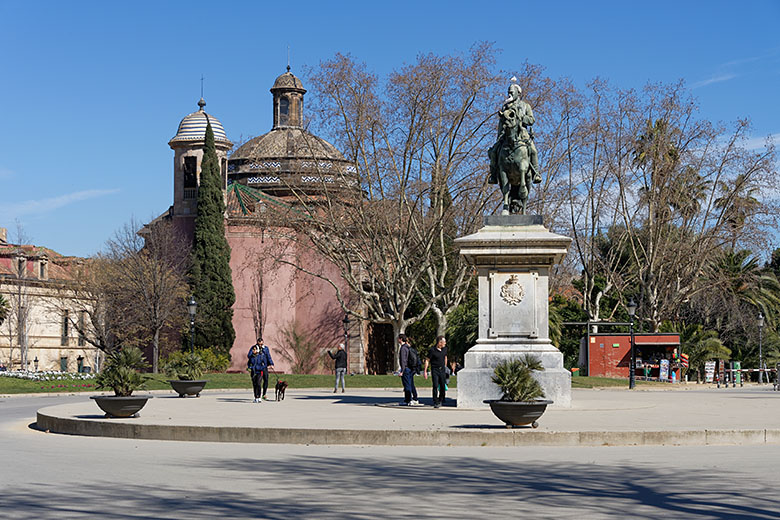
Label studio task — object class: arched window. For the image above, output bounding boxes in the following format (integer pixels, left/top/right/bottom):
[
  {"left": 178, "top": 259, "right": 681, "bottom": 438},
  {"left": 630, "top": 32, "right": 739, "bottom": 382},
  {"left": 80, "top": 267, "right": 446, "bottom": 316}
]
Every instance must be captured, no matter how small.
[{"left": 279, "top": 97, "right": 289, "bottom": 125}]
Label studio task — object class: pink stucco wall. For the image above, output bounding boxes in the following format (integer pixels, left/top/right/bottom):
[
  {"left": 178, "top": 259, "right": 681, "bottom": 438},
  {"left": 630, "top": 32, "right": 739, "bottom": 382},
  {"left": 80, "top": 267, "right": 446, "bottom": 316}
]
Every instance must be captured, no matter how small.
[{"left": 226, "top": 224, "right": 348, "bottom": 373}]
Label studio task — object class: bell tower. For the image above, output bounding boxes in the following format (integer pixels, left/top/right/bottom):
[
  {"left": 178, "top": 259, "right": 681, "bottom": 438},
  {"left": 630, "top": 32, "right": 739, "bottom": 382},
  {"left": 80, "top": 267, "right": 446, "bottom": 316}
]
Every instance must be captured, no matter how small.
[
  {"left": 271, "top": 66, "right": 307, "bottom": 129},
  {"left": 169, "top": 98, "right": 233, "bottom": 219}
]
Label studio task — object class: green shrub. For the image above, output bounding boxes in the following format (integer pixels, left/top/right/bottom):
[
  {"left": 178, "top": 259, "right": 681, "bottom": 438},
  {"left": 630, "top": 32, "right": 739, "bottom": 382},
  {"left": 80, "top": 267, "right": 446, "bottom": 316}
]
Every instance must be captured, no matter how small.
[
  {"left": 95, "top": 346, "right": 150, "bottom": 397},
  {"left": 162, "top": 348, "right": 229, "bottom": 374},
  {"left": 491, "top": 355, "right": 545, "bottom": 402},
  {"left": 163, "top": 352, "right": 205, "bottom": 380},
  {"left": 195, "top": 348, "right": 230, "bottom": 372}
]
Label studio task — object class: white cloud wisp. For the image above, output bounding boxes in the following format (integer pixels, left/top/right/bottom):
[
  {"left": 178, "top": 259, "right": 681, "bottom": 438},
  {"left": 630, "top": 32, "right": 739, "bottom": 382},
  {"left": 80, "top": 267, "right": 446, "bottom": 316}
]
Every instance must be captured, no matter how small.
[{"left": 0, "top": 188, "right": 120, "bottom": 221}]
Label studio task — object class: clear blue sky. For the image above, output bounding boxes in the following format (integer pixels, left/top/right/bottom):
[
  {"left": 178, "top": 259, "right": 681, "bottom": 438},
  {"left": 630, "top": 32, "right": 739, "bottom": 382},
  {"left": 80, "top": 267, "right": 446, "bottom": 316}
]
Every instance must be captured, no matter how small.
[{"left": 1, "top": 0, "right": 778, "bottom": 257}]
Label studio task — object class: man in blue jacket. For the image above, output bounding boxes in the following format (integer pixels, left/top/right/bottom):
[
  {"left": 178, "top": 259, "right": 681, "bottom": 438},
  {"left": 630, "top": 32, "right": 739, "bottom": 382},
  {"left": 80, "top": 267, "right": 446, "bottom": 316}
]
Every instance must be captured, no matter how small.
[{"left": 247, "top": 337, "right": 274, "bottom": 402}]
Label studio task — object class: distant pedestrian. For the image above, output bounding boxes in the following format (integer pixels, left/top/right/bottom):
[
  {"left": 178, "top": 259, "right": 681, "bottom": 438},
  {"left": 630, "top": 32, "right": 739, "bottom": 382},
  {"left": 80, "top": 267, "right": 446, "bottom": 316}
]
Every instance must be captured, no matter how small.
[
  {"left": 247, "top": 337, "right": 274, "bottom": 402},
  {"left": 328, "top": 343, "right": 348, "bottom": 393},
  {"left": 398, "top": 334, "right": 420, "bottom": 406},
  {"left": 423, "top": 336, "right": 448, "bottom": 408}
]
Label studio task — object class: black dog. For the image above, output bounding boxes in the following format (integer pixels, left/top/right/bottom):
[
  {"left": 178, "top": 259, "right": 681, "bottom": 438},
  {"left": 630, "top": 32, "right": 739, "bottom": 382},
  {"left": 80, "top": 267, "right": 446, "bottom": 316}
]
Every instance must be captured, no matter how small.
[{"left": 275, "top": 380, "right": 288, "bottom": 401}]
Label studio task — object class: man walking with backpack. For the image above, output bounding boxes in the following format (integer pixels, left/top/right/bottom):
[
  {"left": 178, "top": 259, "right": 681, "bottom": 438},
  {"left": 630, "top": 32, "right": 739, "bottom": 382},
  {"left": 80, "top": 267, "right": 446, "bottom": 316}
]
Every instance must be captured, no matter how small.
[{"left": 398, "top": 334, "right": 421, "bottom": 406}]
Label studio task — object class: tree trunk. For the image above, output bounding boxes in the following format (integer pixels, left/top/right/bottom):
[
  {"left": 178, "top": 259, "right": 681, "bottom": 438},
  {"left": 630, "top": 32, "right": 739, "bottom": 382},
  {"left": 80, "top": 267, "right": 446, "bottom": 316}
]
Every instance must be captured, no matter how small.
[
  {"left": 391, "top": 320, "right": 407, "bottom": 372},
  {"left": 152, "top": 328, "right": 160, "bottom": 373},
  {"left": 432, "top": 305, "right": 447, "bottom": 337}
]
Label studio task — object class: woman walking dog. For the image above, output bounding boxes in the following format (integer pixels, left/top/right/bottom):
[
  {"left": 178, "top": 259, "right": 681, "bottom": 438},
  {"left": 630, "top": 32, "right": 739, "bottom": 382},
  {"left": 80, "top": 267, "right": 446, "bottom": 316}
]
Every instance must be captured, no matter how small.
[{"left": 248, "top": 337, "right": 274, "bottom": 402}]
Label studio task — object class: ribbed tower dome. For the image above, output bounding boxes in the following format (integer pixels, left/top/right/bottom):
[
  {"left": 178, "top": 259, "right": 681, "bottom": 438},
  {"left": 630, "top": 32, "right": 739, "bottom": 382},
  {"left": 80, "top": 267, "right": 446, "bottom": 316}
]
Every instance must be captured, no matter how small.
[
  {"left": 271, "top": 68, "right": 306, "bottom": 93},
  {"left": 170, "top": 98, "right": 230, "bottom": 144},
  {"left": 231, "top": 128, "right": 347, "bottom": 162},
  {"left": 226, "top": 68, "right": 356, "bottom": 197}
]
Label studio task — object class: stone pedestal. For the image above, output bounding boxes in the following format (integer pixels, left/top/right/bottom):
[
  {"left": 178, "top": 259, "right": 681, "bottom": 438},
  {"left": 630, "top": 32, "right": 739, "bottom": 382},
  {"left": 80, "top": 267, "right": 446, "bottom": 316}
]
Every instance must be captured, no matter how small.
[{"left": 455, "top": 215, "right": 572, "bottom": 408}]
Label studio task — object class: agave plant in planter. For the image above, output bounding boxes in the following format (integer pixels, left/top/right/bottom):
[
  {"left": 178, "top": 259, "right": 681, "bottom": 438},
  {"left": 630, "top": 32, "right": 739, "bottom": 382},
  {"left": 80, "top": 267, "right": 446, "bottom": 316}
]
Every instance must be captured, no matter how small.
[
  {"left": 163, "top": 352, "right": 208, "bottom": 397},
  {"left": 484, "top": 354, "right": 552, "bottom": 428},
  {"left": 91, "top": 346, "right": 153, "bottom": 418}
]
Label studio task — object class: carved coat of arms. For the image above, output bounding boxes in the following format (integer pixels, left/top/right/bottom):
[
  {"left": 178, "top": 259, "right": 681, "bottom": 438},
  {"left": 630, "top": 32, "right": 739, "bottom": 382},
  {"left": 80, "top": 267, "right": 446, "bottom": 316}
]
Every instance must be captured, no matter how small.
[{"left": 500, "top": 275, "right": 524, "bottom": 305}]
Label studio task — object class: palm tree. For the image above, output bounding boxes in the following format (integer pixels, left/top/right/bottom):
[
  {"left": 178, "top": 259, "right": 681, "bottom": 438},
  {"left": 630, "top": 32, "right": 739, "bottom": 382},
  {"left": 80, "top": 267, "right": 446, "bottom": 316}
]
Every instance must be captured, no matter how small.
[
  {"left": 669, "top": 167, "right": 711, "bottom": 222},
  {"left": 662, "top": 321, "right": 730, "bottom": 382},
  {"left": 0, "top": 294, "right": 8, "bottom": 327},
  {"left": 717, "top": 250, "right": 780, "bottom": 329},
  {"left": 715, "top": 173, "right": 761, "bottom": 251}
]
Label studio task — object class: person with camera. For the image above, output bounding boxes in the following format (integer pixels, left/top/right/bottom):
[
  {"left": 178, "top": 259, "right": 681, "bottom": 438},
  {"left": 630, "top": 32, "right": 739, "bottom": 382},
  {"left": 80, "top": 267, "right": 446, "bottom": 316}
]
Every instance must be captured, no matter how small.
[
  {"left": 327, "top": 342, "right": 348, "bottom": 393},
  {"left": 247, "top": 337, "right": 274, "bottom": 402}
]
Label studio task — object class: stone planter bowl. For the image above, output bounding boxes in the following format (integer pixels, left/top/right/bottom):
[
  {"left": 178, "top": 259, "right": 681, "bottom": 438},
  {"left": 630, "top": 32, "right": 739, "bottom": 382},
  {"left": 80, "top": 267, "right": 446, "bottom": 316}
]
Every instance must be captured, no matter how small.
[
  {"left": 484, "top": 399, "right": 553, "bottom": 428},
  {"left": 167, "top": 379, "right": 208, "bottom": 397},
  {"left": 90, "top": 395, "right": 153, "bottom": 418}
]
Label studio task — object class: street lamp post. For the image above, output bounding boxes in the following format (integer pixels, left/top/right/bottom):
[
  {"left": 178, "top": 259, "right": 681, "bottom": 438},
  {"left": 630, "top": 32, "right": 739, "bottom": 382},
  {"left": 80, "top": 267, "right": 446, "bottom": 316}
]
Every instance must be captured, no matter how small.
[
  {"left": 627, "top": 299, "right": 637, "bottom": 390},
  {"left": 187, "top": 296, "right": 198, "bottom": 354},
  {"left": 758, "top": 311, "right": 764, "bottom": 384},
  {"left": 342, "top": 314, "right": 350, "bottom": 349}
]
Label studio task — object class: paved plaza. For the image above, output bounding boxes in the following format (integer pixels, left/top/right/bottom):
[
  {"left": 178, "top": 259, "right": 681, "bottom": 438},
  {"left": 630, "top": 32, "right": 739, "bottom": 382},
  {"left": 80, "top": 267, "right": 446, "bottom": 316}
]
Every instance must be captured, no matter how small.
[
  {"left": 3, "top": 387, "right": 780, "bottom": 518},
  {"left": 34, "top": 384, "right": 780, "bottom": 447}
]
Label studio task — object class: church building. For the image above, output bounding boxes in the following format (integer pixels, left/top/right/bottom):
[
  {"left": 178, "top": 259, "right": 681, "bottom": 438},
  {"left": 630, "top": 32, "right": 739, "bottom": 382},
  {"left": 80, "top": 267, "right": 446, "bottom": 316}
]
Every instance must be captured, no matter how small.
[{"left": 161, "top": 69, "right": 391, "bottom": 374}]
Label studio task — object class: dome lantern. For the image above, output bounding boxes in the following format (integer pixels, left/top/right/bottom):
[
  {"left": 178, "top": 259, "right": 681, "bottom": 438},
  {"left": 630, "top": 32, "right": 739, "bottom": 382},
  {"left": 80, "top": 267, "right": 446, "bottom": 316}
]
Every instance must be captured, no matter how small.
[{"left": 270, "top": 69, "right": 306, "bottom": 129}]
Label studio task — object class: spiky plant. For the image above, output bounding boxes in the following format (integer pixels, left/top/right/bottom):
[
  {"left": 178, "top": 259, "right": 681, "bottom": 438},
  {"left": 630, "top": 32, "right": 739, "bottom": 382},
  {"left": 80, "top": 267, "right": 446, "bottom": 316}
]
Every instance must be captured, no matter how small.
[
  {"left": 95, "top": 346, "right": 150, "bottom": 396},
  {"left": 491, "top": 354, "right": 545, "bottom": 402},
  {"left": 0, "top": 294, "right": 8, "bottom": 327},
  {"left": 163, "top": 352, "right": 205, "bottom": 381}
]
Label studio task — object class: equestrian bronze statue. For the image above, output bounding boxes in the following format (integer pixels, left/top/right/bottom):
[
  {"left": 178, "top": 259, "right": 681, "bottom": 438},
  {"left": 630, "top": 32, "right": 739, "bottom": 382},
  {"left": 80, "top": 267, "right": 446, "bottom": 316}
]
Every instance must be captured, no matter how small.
[{"left": 488, "top": 81, "right": 542, "bottom": 215}]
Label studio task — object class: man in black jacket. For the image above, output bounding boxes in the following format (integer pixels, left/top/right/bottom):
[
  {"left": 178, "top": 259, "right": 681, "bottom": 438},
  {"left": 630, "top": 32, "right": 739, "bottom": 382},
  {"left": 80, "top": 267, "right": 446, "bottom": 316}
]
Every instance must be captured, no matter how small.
[
  {"left": 423, "top": 336, "right": 448, "bottom": 408},
  {"left": 328, "top": 343, "right": 347, "bottom": 393}
]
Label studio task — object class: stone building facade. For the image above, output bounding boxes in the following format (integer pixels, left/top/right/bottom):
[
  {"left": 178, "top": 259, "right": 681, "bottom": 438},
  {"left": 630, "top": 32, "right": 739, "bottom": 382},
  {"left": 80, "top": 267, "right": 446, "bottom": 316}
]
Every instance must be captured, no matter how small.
[{"left": 0, "top": 228, "right": 98, "bottom": 372}]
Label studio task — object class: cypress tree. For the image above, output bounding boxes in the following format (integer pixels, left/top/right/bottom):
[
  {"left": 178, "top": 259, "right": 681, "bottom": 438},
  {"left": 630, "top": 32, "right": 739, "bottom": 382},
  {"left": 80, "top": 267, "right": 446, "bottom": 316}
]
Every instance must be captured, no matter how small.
[{"left": 190, "top": 122, "right": 236, "bottom": 355}]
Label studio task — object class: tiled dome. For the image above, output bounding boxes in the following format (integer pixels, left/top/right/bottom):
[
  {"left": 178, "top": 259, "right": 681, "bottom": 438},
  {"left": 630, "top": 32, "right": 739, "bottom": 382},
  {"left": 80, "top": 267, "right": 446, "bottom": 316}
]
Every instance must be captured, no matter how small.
[
  {"left": 271, "top": 68, "right": 306, "bottom": 93},
  {"left": 170, "top": 98, "right": 230, "bottom": 144},
  {"left": 231, "top": 128, "right": 346, "bottom": 162}
]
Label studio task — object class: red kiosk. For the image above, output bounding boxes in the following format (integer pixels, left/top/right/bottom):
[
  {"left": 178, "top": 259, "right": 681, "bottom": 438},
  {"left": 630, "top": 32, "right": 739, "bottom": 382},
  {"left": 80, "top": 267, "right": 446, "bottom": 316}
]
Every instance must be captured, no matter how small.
[{"left": 581, "top": 333, "right": 682, "bottom": 381}]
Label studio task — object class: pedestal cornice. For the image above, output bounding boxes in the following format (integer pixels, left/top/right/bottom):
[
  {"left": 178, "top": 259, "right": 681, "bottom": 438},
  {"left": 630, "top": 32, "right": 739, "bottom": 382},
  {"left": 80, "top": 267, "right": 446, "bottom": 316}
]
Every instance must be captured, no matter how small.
[{"left": 455, "top": 218, "right": 572, "bottom": 267}]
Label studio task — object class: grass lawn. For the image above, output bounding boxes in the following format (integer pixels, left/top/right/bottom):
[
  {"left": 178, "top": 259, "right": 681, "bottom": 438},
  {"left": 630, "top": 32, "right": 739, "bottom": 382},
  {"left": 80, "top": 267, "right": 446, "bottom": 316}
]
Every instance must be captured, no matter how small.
[
  {"left": 0, "top": 372, "right": 450, "bottom": 395},
  {"left": 1, "top": 371, "right": 679, "bottom": 394}
]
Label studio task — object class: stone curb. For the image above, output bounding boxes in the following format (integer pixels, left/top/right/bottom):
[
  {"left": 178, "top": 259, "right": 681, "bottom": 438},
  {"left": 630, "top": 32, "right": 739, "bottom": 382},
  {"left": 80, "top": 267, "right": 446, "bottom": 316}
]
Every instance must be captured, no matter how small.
[{"left": 35, "top": 410, "right": 780, "bottom": 447}]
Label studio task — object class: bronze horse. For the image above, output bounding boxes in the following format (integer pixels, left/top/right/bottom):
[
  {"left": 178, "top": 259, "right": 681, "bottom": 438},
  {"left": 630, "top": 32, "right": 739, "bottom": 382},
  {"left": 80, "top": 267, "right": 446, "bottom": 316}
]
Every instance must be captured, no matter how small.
[{"left": 496, "top": 106, "right": 534, "bottom": 215}]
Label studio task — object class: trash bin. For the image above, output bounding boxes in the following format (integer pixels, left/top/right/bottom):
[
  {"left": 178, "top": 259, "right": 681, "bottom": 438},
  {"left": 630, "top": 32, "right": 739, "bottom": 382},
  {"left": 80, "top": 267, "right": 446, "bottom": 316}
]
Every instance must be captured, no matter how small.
[{"left": 571, "top": 368, "right": 580, "bottom": 377}]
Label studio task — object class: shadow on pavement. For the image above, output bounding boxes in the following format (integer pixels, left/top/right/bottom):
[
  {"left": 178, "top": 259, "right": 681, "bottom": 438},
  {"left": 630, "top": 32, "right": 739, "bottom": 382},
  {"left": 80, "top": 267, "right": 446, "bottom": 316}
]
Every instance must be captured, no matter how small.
[
  {"left": 295, "top": 394, "right": 458, "bottom": 408},
  {"left": 216, "top": 397, "right": 256, "bottom": 403},
  {"left": 294, "top": 394, "right": 403, "bottom": 406},
  {"left": 3, "top": 454, "right": 778, "bottom": 519},
  {"left": 451, "top": 423, "right": 523, "bottom": 429}
]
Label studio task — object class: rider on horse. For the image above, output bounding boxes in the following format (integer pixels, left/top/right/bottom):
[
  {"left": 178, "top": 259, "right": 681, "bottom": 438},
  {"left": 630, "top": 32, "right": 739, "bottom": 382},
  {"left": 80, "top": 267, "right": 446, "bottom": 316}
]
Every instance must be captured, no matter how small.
[{"left": 488, "top": 82, "right": 541, "bottom": 186}]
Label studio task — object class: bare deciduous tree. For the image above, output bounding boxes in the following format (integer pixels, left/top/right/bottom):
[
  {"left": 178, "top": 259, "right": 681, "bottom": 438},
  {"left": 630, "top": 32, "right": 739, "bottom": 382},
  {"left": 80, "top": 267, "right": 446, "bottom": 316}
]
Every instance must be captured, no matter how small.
[
  {"left": 107, "top": 219, "right": 191, "bottom": 372},
  {"left": 614, "top": 83, "right": 778, "bottom": 330},
  {"left": 2, "top": 225, "right": 36, "bottom": 369},
  {"left": 275, "top": 44, "right": 512, "bottom": 368}
]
